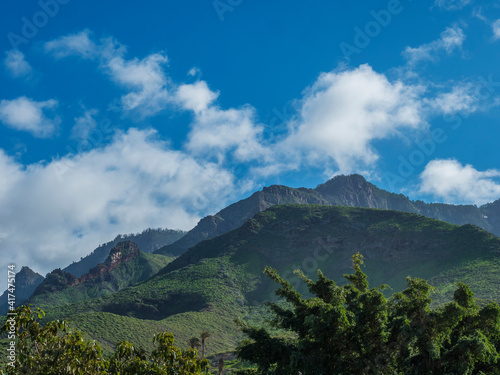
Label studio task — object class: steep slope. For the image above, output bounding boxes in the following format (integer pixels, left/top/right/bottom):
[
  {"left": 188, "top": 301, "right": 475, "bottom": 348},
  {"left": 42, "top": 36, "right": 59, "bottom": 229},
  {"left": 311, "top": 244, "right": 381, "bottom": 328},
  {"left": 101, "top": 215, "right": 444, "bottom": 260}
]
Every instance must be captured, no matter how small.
[
  {"left": 156, "top": 174, "right": 497, "bottom": 256},
  {"left": 157, "top": 185, "right": 327, "bottom": 256},
  {"left": 0, "top": 267, "right": 44, "bottom": 315},
  {"left": 41, "top": 205, "right": 500, "bottom": 355},
  {"left": 29, "top": 241, "right": 174, "bottom": 309},
  {"left": 64, "top": 228, "right": 186, "bottom": 277},
  {"left": 316, "top": 174, "right": 492, "bottom": 229}
]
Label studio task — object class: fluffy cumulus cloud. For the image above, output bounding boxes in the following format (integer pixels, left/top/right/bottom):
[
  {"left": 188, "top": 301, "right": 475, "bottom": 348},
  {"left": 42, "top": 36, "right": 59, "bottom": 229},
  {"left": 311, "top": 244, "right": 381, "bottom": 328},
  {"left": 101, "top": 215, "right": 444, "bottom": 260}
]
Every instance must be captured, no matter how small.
[
  {"left": 176, "top": 81, "right": 219, "bottom": 113},
  {"left": 0, "top": 128, "right": 238, "bottom": 278},
  {"left": 403, "top": 26, "right": 465, "bottom": 65},
  {"left": 175, "top": 81, "right": 266, "bottom": 163},
  {"left": 4, "top": 50, "right": 32, "bottom": 78},
  {"left": 492, "top": 20, "right": 500, "bottom": 40},
  {"left": 434, "top": 0, "right": 471, "bottom": 10},
  {"left": 430, "top": 83, "right": 477, "bottom": 114},
  {"left": 106, "top": 52, "right": 170, "bottom": 116},
  {"left": 282, "top": 64, "right": 424, "bottom": 172},
  {"left": 45, "top": 31, "right": 171, "bottom": 117},
  {"left": 0, "top": 96, "right": 59, "bottom": 137},
  {"left": 420, "top": 159, "right": 500, "bottom": 205},
  {"left": 187, "top": 105, "right": 268, "bottom": 162}
]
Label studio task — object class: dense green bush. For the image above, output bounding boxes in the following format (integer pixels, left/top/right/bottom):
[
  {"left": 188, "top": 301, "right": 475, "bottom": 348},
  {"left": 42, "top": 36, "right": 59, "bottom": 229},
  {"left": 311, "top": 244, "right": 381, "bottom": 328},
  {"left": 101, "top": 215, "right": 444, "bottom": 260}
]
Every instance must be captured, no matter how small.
[
  {"left": 0, "top": 306, "right": 210, "bottom": 374},
  {"left": 237, "top": 253, "right": 500, "bottom": 374}
]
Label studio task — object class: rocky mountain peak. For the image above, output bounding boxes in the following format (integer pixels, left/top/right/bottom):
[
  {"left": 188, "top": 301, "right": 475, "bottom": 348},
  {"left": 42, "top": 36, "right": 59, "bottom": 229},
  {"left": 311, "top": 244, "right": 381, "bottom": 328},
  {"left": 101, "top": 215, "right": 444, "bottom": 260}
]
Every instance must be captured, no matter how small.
[
  {"left": 30, "top": 241, "right": 142, "bottom": 299},
  {"left": 315, "top": 174, "right": 373, "bottom": 195},
  {"left": 80, "top": 241, "right": 141, "bottom": 282}
]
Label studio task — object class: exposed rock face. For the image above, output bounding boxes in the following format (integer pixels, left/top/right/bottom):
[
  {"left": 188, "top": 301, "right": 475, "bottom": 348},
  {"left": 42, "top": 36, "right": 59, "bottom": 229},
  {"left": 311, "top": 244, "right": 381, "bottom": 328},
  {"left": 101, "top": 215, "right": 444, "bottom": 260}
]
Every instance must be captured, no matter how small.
[
  {"left": 156, "top": 174, "right": 500, "bottom": 256},
  {"left": 64, "top": 228, "right": 186, "bottom": 277},
  {"left": 0, "top": 266, "right": 44, "bottom": 314},
  {"left": 30, "top": 241, "right": 141, "bottom": 298},
  {"left": 79, "top": 241, "right": 141, "bottom": 283}
]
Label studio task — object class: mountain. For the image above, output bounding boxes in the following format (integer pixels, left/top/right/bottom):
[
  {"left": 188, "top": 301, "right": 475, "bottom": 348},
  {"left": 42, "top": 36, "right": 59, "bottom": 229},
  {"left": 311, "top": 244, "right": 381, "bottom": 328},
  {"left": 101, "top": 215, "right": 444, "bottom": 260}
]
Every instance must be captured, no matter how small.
[
  {"left": 155, "top": 174, "right": 497, "bottom": 256},
  {"left": 0, "top": 266, "right": 44, "bottom": 315},
  {"left": 38, "top": 205, "right": 500, "bottom": 355},
  {"left": 28, "top": 241, "right": 174, "bottom": 309},
  {"left": 64, "top": 228, "right": 186, "bottom": 277}
]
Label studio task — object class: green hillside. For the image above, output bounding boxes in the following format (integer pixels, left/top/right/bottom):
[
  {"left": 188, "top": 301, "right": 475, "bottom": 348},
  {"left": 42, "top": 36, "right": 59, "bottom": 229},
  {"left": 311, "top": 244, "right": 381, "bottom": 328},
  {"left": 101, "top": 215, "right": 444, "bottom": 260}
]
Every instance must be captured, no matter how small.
[
  {"left": 29, "top": 241, "right": 174, "bottom": 310},
  {"left": 33, "top": 205, "right": 500, "bottom": 356},
  {"left": 156, "top": 174, "right": 499, "bottom": 257}
]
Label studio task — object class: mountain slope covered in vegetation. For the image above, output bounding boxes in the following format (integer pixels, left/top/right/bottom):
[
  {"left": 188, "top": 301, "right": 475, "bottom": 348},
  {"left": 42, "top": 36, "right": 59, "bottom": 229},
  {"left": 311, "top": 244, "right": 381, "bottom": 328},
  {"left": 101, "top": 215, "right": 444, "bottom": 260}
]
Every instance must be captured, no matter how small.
[
  {"left": 156, "top": 175, "right": 499, "bottom": 257},
  {"left": 34, "top": 205, "right": 500, "bottom": 355}
]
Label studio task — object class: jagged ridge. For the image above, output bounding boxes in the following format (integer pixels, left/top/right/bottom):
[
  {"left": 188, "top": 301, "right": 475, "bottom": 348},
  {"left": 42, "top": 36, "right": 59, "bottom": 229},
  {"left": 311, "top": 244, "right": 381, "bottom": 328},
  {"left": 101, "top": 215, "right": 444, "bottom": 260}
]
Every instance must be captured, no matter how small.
[
  {"left": 28, "top": 241, "right": 174, "bottom": 309},
  {"left": 156, "top": 174, "right": 498, "bottom": 256}
]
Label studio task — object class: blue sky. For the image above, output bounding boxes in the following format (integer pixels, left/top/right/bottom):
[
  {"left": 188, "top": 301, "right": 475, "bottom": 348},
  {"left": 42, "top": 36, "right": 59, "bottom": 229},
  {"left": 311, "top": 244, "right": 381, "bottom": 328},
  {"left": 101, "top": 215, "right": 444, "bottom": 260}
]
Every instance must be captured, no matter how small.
[{"left": 1, "top": 0, "right": 500, "bottom": 276}]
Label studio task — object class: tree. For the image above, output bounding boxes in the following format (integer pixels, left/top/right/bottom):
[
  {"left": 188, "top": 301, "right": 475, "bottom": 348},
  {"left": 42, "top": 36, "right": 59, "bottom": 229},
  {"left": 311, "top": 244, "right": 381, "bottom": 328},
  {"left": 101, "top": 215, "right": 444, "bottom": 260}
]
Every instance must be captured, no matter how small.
[
  {"left": 237, "top": 253, "right": 500, "bottom": 375},
  {"left": 188, "top": 337, "right": 201, "bottom": 350},
  {"left": 1, "top": 305, "right": 211, "bottom": 374},
  {"left": 200, "top": 331, "right": 210, "bottom": 358}
]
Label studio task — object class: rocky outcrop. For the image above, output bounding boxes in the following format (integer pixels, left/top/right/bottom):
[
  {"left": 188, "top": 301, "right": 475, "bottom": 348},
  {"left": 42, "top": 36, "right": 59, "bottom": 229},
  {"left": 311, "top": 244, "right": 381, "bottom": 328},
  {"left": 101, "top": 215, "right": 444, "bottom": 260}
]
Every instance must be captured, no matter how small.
[
  {"left": 64, "top": 228, "right": 186, "bottom": 277},
  {"left": 79, "top": 241, "right": 141, "bottom": 283},
  {"left": 30, "top": 241, "right": 141, "bottom": 298}
]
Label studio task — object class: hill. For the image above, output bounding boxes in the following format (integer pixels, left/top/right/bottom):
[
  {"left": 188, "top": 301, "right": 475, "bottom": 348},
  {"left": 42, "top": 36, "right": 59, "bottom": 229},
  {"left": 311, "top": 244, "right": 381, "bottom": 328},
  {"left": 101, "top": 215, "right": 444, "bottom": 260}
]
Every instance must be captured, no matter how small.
[
  {"left": 28, "top": 241, "right": 174, "bottom": 309},
  {"left": 64, "top": 228, "right": 186, "bottom": 277},
  {"left": 37, "top": 205, "right": 500, "bottom": 355},
  {"left": 0, "top": 266, "right": 44, "bottom": 315},
  {"left": 155, "top": 174, "right": 498, "bottom": 257}
]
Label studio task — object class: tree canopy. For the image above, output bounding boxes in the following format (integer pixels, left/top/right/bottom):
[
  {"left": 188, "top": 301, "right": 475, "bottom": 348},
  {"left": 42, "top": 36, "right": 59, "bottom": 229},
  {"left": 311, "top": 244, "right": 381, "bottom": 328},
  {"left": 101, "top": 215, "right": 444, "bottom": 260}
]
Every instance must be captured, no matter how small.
[
  {"left": 237, "top": 253, "right": 500, "bottom": 375},
  {"left": 1, "top": 305, "right": 210, "bottom": 375}
]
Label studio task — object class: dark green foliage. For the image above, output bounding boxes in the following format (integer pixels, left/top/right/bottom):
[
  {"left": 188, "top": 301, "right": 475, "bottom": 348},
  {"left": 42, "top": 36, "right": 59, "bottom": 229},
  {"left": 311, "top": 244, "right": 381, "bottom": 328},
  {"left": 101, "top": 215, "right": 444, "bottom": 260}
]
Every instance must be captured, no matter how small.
[
  {"left": 0, "top": 305, "right": 210, "bottom": 374},
  {"left": 237, "top": 253, "right": 500, "bottom": 375},
  {"left": 188, "top": 337, "right": 201, "bottom": 349}
]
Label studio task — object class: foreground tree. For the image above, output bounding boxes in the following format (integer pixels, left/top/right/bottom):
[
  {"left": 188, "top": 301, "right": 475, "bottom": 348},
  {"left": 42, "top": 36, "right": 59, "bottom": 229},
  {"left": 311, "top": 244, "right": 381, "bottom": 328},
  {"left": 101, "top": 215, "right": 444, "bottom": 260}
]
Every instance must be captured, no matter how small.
[
  {"left": 237, "top": 253, "right": 500, "bottom": 375},
  {"left": 200, "top": 331, "right": 210, "bottom": 358},
  {"left": 188, "top": 337, "right": 201, "bottom": 350},
  {"left": 1, "top": 305, "right": 210, "bottom": 375}
]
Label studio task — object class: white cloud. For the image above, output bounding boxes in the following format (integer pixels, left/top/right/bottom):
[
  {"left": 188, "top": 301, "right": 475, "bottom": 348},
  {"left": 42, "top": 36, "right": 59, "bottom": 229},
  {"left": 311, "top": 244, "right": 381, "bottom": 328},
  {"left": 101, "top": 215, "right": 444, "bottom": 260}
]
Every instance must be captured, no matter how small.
[
  {"left": 492, "top": 19, "right": 500, "bottom": 40},
  {"left": 45, "top": 31, "right": 170, "bottom": 117},
  {"left": 187, "top": 67, "right": 201, "bottom": 77},
  {"left": 4, "top": 50, "right": 32, "bottom": 78},
  {"left": 71, "top": 109, "right": 99, "bottom": 141},
  {"left": 106, "top": 52, "right": 171, "bottom": 116},
  {"left": 44, "top": 29, "right": 97, "bottom": 59},
  {"left": 403, "top": 26, "right": 465, "bottom": 65},
  {"left": 0, "top": 128, "right": 239, "bottom": 281},
  {"left": 420, "top": 159, "right": 500, "bottom": 205},
  {"left": 0, "top": 97, "right": 59, "bottom": 138},
  {"left": 434, "top": 0, "right": 471, "bottom": 11},
  {"left": 186, "top": 105, "right": 268, "bottom": 162},
  {"left": 175, "top": 80, "right": 268, "bottom": 162},
  {"left": 176, "top": 81, "right": 219, "bottom": 113},
  {"left": 430, "top": 83, "right": 477, "bottom": 114},
  {"left": 281, "top": 64, "right": 425, "bottom": 172}
]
